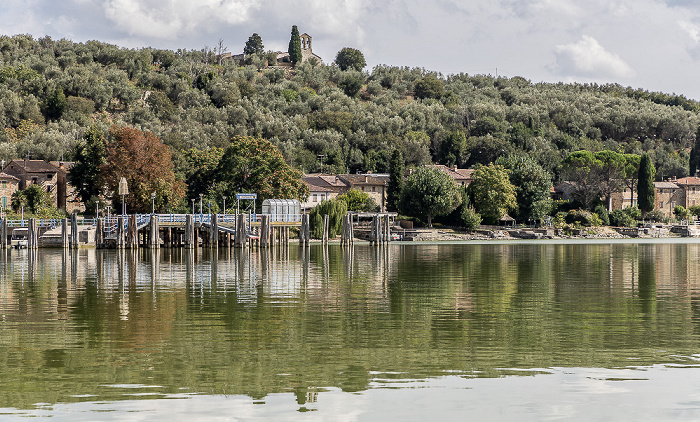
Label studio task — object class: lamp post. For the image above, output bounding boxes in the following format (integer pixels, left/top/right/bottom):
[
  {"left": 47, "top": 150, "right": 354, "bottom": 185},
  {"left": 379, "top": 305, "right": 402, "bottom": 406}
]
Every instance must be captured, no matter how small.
[
  {"left": 199, "top": 193, "right": 203, "bottom": 215},
  {"left": 118, "top": 177, "right": 128, "bottom": 216},
  {"left": 151, "top": 191, "right": 156, "bottom": 214},
  {"left": 191, "top": 198, "right": 195, "bottom": 215},
  {"left": 96, "top": 199, "right": 99, "bottom": 220},
  {"left": 222, "top": 195, "right": 227, "bottom": 215}
]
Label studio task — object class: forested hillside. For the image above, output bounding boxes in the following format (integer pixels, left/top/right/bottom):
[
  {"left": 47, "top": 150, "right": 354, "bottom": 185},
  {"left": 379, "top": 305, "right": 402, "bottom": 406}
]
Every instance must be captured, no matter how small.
[{"left": 0, "top": 33, "right": 698, "bottom": 185}]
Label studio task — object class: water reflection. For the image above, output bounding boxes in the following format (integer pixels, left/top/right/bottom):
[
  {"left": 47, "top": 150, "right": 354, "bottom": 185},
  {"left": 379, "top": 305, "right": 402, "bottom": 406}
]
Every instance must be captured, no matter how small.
[{"left": 2, "top": 242, "right": 700, "bottom": 412}]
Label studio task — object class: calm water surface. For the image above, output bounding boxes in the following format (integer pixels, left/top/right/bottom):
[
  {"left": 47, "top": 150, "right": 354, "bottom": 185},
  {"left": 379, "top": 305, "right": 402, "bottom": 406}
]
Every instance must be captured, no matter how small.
[{"left": 2, "top": 240, "right": 700, "bottom": 421}]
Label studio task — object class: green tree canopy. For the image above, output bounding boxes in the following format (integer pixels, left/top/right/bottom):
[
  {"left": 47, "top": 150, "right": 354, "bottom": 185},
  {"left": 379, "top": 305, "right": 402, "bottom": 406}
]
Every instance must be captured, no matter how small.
[
  {"left": 243, "top": 33, "right": 264, "bottom": 56},
  {"left": 399, "top": 166, "right": 461, "bottom": 227},
  {"left": 413, "top": 76, "right": 444, "bottom": 100},
  {"left": 496, "top": 155, "right": 552, "bottom": 222},
  {"left": 336, "top": 189, "right": 378, "bottom": 212},
  {"left": 11, "top": 184, "right": 54, "bottom": 215},
  {"left": 469, "top": 163, "right": 517, "bottom": 224},
  {"left": 334, "top": 48, "right": 366, "bottom": 71},
  {"left": 213, "top": 136, "right": 308, "bottom": 207},
  {"left": 69, "top": 126, "right": 107, "bottom": 207},
  {"left": 288, "top": 26, "right": 302, "bottom": 65}
]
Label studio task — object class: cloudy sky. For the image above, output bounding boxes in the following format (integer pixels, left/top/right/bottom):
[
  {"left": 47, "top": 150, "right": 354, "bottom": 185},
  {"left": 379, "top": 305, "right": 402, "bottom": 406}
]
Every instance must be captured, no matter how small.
[{"left": 2, "top": 0, "right": 700, "bottom": 98}]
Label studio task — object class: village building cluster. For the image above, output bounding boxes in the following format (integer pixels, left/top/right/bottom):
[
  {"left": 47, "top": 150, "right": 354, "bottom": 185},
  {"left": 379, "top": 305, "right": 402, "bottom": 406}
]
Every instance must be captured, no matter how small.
[{"left": 0, "top": 159, "right": 83, "bottom": 215}]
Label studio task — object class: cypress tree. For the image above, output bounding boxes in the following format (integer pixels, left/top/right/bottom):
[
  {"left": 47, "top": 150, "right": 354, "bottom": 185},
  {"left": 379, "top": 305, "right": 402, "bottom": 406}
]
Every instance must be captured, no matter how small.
[
  {"left": 638, "top": 153, "right": 656, "bottom": 215},
  {"left": 387, "top": 150, "right": 404, "bottom": 212},
  {"left": 288, "top": 25, "right": 302, "bottom": 65},
  {"left": 690, "top": 126, "right": 700, "bottom": 177}
]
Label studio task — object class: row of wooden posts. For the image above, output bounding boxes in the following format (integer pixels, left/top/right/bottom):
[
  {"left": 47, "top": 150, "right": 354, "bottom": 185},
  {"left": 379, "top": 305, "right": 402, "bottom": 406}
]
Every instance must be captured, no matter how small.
[
  {"left": 106, "top": 214, "right": 294, "bottom": 249},
  {"left": 0, "top": 213, "right": 391, "bottom": 249}
]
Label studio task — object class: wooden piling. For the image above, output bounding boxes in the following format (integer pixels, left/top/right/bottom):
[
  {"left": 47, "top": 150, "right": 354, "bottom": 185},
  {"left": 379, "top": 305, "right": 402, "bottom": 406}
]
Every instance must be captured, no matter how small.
[
  {"left": 71, "top": 213, "right": 79, "bottom": 249},
  {"left": 185, "top": 214, "right": 194, "bottom": 249},
  {"left": 260, "top": 214, "right": 270, "bottom": 247},
  {"left": 62, "top": 218, "right": 69, "bottom": 248},
  {"left": 95, "top": 218, "right": 103, "bottom": 248},
  {"left": 117, "top": 216, "right": 125, "bottom": 248},
  {"left": 28, "top": 218, "right": 36, "bottom": 249},
  {"left": 128, "top": 214, "right": 137, "bottom": 249},
  {"left": 210, "top": 213, "right": 218, "bottom": 248},
  {"left": 322, "top": 214, "right": 329, "bottom": 244},
  {"left": 299, "top": 214, "right": 310, "bottom": 246},
  {"left": 0, "top": 218, "right": 7, "bottom": 249}
]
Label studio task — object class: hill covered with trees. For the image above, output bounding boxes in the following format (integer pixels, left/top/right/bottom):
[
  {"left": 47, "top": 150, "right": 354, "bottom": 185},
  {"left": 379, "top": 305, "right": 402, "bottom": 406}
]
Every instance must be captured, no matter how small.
[{"left": 0, "top": 33, "right": 698, "bottom": 212}]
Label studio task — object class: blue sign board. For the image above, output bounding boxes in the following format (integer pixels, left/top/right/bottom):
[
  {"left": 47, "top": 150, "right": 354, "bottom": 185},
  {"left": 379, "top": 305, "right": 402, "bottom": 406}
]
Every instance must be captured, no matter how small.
[{"left": 236, "top": 193, "right": 257, "bottom": 200}]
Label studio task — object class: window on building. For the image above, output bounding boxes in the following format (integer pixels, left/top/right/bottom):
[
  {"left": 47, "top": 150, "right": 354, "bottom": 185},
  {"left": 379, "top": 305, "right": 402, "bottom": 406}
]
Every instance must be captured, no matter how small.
[
  {"left": 1, "top": 181, "right": 6, "bottom": 188},
  {"left": 1, "top": 197, "right": 6, "bottom": 208},
  {"left": 659, "top": 202, "right": 664, "bottom": 208},
  {"left": 372, "top": 186, "right": 376, "bottom": 192},
  {"left": 312, "top": 194, "right": 317, "bottom": 202}
]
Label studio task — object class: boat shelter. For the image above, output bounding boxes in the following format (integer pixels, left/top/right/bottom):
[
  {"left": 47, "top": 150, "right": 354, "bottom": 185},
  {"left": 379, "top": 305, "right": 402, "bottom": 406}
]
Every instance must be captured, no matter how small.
[{"left": 262, "top": 199, "right": 302, "bottom": 222}]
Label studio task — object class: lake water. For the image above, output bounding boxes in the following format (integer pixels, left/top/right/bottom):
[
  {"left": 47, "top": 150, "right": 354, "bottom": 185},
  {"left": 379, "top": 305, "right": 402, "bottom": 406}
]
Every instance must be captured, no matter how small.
[{"left": 2, "top": 240, "right": 700, "bottom": 421}]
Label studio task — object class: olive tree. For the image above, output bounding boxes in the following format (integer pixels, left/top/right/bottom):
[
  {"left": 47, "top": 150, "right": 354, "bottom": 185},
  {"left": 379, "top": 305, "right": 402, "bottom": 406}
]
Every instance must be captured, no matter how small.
[
  {"left": 334, "top": 47, "right": 366, "bottom": 71},
  {"left": 399, "top": 166, "right": 461, "bottom": 227}
]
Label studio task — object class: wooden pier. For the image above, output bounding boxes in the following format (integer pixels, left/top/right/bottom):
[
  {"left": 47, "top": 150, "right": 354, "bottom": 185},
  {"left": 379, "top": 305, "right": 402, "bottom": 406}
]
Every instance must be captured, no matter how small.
[{"left": 0, "top": 211, "right": 396, "bottom": 249}]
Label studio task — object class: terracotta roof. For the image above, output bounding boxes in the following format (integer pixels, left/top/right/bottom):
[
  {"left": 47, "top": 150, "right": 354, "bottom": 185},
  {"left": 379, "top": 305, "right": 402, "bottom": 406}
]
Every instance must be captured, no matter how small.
[
  {"left": 49, "top": 161, "right": 74, "bottom": 171},
  {"left": 674, "top": 177, "right": 700, "bottom": 185},
  {"left": 0, "top": 172, "right": 19, "bottom": 181},
  {"left": 337, "top": 174, "right": 389, "bottom": 186},
  {"left": 6, "top": 159, "right": 60, "bottom": 174},
  {"left": 304, "top": 181, "right": 335, "bottom": 193},
  {"left": 303, "top": 174, "right": 348, "bottom": 189},
  {"left": 654, "top": 181, "right": 679, "bottom": 189},
  {"left": 426, "top": 165, "right": 474, "bottom": 181}
]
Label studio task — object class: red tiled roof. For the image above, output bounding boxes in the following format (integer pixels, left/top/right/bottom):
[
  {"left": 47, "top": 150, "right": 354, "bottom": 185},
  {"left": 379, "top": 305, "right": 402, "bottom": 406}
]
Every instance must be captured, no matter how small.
[
  {"left": 6, "top": 159, "right": 60, "bottom": 174},
  {"left": 674, "top": 177, "right": 700, "bottom": 185},
  {"left": 0, "top": 172, "right": 19, "bottom": 181},
  {"left": 425, "top": 165, "right": 474, "bottom": 181},
  {"left": 337, "top": 174, "right": 389, "bottom": 186}
]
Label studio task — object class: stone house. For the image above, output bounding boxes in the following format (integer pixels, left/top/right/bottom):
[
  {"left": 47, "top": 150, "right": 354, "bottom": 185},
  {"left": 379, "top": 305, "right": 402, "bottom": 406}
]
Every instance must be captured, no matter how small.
[
  {"left": 0, "top": 172, "right": 19, "bottom": 211},
  {"left": 2, "top": 159, "right": 83, "bottom": 213},
  {"left": 337, "top": 174, "right": 389, "bottom": 212},
  {"left": 302, "top": 173, "right": 389, "bottom": 211},
  {"left": 654, "top": 181, "right": 683, "bottom": 217},
  {"left": 673, "top": 177, "right": 700, "bottom": 209}
]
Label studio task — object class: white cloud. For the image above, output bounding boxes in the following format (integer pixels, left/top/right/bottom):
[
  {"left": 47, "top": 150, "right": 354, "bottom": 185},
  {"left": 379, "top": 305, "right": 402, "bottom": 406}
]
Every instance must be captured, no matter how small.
[
  {"left": 552, "top": 35, "right": 635, "bottom": 80},
  {"left": 101, "top": 0, "right": 260, "bottom": 40}
]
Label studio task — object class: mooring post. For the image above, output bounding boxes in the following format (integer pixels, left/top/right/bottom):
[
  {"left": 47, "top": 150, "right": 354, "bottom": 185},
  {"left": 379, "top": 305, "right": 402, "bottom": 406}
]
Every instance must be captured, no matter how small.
[
  {"left": 0, "top": 218, "right": 7, "bottom": 249},
  {"left": 28, "top": 218, "right": 35, "bottom": 249},
  {"left": 384, "top": 215, "right": 391, "bottom": 243},
  {"left": 95, "top": 218, "right": 103, "bottom": 248},
  {"left": 71, "top": 213, "right": 79, "bottom": 249},
  {"left": 117, "top": 216, "right": 125, "bottom": 248},
  {"left": 261, "top": 214, "right": 270, "bottom": 248},
  {"left": 322, "top": 214, "right": 329, "bottom": 244},
  {"left": 128, "top": 214, "right": 137, "bottom": 249},
  {"left": 185, "top": 214, "right": 194, "bottom": 249},
  {"left": 300, "top": 214, "right": 310, "bottom": 246},
  {"left": 61, "top": 218, "right": 68, "bottom": 248},
  {"left": 210, "top": 213, "right": 218, "bottom": 248}
]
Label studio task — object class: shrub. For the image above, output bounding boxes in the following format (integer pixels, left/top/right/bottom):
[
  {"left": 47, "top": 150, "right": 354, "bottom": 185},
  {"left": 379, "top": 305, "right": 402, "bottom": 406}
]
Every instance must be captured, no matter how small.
[
  {"left": 610, "top": 209, "right": 635, "bottom": 227},
  {"left": 645, "top": 209, "right": 665, "bottom": 222},
  {"left": 594, "top": 204, "right": 609, "bottom": 226},
  {"left": 565, "top": 209, "right": 601, "bottom": 227},
  {"left": 461, "top": 205, "right": 481, "bottom": 230},
  {"left": 674, "top": 205, "right": 689, "bottom": 220}
]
